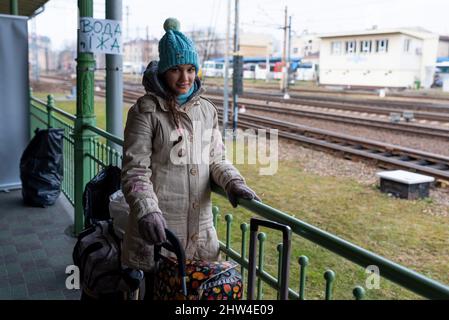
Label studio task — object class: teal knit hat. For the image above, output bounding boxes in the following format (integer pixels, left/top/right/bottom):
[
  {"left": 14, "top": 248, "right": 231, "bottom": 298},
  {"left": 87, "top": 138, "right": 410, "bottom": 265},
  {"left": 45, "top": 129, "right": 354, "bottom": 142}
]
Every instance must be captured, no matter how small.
[{"left": 158, "top": 18, "right": 199, "bottom": 74}]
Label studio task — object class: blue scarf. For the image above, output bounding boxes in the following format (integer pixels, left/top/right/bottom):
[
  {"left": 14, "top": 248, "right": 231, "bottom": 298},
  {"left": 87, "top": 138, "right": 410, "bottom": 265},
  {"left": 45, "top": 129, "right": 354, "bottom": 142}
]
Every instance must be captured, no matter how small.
[{"left": 177, "top": 82, "right": 197, "bottom": 106}]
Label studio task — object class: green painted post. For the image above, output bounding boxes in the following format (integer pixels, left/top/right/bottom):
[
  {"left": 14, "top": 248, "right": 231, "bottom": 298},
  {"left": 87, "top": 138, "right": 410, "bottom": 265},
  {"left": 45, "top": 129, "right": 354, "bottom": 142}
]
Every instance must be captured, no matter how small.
[
  {"left": 298, "top": 255, "right": 309, "bottom": 300},
  {"left": 225, "top": 214, "right": 233, "bottom": 260},
  {"left": 212, "top": 206, "right": 220, "bottom": 228},
  {"left": 324, "top": 270, "right": 336, "bottom": 300},
  {"left": 10, "top": 0, "right": 18, "bottom": 15},
  {"left": 276, "top": 243, "right": 283, "bottom": 300},
  {"left": 240, "top": 222, "right": 248, "bottom": 298},
  {"left": 47, "top": 94, "right": 55, "bottom": 128},
  {"left": 353, "top": 286, "right": 366, "bottom": 300},
  {"left": 257, "top": 232, "right": 267, "bottom": 300},
  {"left": 73, "top": 0, "right": 96, "bottom": 235}
]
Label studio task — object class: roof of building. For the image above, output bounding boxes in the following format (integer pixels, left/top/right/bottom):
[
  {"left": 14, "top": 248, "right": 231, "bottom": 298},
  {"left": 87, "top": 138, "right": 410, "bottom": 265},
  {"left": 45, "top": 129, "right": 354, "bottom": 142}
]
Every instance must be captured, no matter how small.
[
  {"left": 0, "top": 0, "right": 50, "bottom": 17},
  {"left": 319, "top": 27, "right": 438, "bottom": 40}
]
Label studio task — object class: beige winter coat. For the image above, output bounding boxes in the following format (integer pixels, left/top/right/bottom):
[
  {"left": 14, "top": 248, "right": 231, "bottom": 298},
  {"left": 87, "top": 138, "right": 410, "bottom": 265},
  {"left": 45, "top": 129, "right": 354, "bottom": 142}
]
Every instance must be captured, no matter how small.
[{"left": 121, "top": 87, "right": 243, "bottom": 272}]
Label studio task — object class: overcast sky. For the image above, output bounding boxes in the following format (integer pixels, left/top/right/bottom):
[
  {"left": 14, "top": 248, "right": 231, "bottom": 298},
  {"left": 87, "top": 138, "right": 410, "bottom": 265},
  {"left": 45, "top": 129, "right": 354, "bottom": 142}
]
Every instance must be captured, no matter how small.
[{"left": 31, "top": 0, "right": 449, "bottom": 50}]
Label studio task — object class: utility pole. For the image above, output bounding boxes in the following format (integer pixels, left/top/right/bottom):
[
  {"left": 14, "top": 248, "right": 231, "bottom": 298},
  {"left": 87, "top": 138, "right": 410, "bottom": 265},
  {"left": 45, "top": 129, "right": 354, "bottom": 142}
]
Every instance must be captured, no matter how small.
[
  {"left": 281, "top": 6, "right": 289, "bottom": 99},
  {"left": 223, "top": 0, "right": 231, "bottom": 138},
  {"left": 232, "top": 0, "right": 240, "bottom": 132},
  {"left": 106, "top": 0, "right": 123, "bottom": 152},
  {"left": 287, "top": 15, "right": 292, "bottom": 90}
]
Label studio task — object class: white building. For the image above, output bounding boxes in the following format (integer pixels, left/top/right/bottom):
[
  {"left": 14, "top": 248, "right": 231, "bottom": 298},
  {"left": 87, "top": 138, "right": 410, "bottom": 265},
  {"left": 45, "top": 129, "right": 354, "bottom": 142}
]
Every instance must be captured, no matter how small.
[
  {"left": 318, "top": 28, "right": 439, "bottom": 89},
  {"left": 438, "top": 36, "right": 449, "bottom": 58},
  {"left": 239, "top": 33, "right": 276, "bottom": 58},
  {"left": 291, "top": 32, "right": 321, "bottom": 59},
  {"left": 123, "top": 38, "right": 159, "bottom": 74}
]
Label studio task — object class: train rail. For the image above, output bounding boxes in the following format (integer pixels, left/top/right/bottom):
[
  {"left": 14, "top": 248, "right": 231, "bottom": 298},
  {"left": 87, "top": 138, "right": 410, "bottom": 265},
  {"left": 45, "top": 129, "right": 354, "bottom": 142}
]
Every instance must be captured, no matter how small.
[
  {"left": 206, "top": 96, "right": 449, "bottom": 140},
  {"left": 238, "top": 94, "right": 449, "bottom": 121},
  {"left": 95, "top": 88, "right": 449, "bottom": 140},
  {"left": 216, "top": 111, "right": 449, "bottom": 184},
  {"left": 111, "top": 88, "right": 449, "bottom": 183},
  {"left": 206, "top": 88, "right": 449, "bottom": 114},
  {"left": 204, "top": 81, "right": 449, "bottom": 103}
]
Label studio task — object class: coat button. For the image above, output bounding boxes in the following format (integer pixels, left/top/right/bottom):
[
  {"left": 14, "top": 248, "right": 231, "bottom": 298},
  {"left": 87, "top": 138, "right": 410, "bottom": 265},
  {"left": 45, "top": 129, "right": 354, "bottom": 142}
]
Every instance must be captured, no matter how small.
[
  {"left": 191, "top": 233, "right": 199, "bottom": 241},
  {"left": 192, "top": 202, "right": 198, "bottom": 209},
  {"left": 210, "top": 149, "right": 214, "bottom": 157},
  {"left": 190, "top": 168, "right": 197, "bottom": 176},
  {"left": 178, "top": 148, "right": 185, "bottom": 157}
]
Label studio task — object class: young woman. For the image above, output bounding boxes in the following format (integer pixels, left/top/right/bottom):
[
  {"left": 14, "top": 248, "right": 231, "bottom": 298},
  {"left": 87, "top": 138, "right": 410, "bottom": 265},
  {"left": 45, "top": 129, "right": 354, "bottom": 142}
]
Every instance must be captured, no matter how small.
[{"left": 120, "top": 18, "right": 260, "bottom": 298}]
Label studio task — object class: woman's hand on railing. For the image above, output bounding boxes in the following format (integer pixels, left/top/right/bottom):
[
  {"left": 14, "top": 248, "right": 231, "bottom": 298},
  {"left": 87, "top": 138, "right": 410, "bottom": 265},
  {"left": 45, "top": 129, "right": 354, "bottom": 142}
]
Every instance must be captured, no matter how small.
[{"left": 225, "top": 179, "right": 261, "bottom": 208}]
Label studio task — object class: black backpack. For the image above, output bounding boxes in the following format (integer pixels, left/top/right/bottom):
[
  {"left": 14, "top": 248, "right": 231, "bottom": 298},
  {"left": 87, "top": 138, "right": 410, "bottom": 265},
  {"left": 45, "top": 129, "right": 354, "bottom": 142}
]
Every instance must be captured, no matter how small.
[
  {"left": 72, "top": 220, "right": 143, "bottom": 299},
  {"left": 82, "top": 165, "right": 121, "bottom": 227}
]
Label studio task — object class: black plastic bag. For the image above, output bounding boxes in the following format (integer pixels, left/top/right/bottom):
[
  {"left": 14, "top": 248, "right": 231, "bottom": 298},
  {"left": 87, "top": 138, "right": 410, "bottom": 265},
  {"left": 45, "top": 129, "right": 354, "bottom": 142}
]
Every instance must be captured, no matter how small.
[
  {"left": 20, "top": 128, "right": 64, "bottom": 207},
  {"left": 83, "top": 165, "right": 121, "bottom": 227}
]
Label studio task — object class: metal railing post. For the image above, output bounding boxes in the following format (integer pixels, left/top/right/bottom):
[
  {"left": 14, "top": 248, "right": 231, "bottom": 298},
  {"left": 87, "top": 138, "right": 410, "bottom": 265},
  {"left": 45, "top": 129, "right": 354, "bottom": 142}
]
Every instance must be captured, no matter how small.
[
  {"left": 46, "top": 94, "right": 54, "bottom": 128},
  {"left": 10, "top": 0, "right": 18, "bottom": 15}
]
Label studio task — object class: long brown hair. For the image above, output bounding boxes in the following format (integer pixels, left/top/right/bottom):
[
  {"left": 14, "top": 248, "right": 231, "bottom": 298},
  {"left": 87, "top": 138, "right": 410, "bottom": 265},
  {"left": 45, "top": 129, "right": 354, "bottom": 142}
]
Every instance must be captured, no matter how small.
[{"left": 165, "top": 91, "right": 181, "bottom": 129}]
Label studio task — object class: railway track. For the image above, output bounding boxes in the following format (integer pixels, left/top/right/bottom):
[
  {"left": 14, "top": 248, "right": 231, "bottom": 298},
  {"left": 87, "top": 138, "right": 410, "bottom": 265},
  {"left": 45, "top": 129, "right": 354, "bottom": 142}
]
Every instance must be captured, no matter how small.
[
  {"left": 217, "top": 94, "right": 449, "bottom": 122},
  {"left": 205, "top": 81, "right": 449, "bottom": 103},
  {"left": 96, "top": 88, "right": 449, "bottom": 140},
  {"left": 206, "top": 88, "right": 449, "bottom": 114},
  {"left": 108, "top": 89, "right": 449, "bottom": 183},
  {"left": 216, "top": 111, "right": 449, "bottom": 184},
  {"left": 206, "top": 96, "right": 449, "bottom": 139},
  {"left": 112, "top": 88, "right": 449, "bottom": 127}
]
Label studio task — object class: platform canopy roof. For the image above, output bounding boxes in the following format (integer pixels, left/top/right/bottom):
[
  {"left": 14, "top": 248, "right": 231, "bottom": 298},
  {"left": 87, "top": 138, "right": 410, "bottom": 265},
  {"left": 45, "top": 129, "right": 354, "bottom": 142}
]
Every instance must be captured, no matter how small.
[{"left": 0, "top": 0, "right": 50, "bottom": 17}]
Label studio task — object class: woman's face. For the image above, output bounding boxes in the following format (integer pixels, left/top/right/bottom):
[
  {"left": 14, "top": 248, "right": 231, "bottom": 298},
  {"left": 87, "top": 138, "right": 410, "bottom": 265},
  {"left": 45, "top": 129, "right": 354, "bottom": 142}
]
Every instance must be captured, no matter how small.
[{"left": 163, "top": 64, "right": 196, "bottom": 96}]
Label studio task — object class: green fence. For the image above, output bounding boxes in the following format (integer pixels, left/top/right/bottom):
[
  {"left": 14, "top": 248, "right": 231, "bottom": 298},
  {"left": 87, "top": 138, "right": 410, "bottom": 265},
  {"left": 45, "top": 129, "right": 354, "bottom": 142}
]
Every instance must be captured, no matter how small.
[{"left": 29, "top": 94, "right": 449, "bottom": 300}]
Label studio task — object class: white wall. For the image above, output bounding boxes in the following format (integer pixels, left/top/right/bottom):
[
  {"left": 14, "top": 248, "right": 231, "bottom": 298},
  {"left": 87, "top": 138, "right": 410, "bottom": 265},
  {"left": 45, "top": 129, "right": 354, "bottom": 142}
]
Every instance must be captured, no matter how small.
[
  {"left": 420, "top": 36, "right": 439, "bottom": 88},
  {"left": 438, "top": 40, "right": 449, "bottom": 57},
  {"left": 319, "top": 32, "right": 434, "bottom": 88}
]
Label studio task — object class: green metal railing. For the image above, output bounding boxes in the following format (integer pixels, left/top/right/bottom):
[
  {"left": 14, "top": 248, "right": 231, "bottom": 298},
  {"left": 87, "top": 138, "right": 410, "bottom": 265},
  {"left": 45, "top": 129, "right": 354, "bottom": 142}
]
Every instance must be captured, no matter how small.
[{"left": 29, "top": 94, "right": 449, "bottom": 300}]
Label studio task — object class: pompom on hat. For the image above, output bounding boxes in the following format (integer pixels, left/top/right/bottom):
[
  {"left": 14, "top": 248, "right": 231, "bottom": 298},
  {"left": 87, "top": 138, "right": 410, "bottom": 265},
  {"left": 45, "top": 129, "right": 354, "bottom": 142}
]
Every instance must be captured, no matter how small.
[{"left": 158, "top": 18, "right": 199, "bottom": 74}]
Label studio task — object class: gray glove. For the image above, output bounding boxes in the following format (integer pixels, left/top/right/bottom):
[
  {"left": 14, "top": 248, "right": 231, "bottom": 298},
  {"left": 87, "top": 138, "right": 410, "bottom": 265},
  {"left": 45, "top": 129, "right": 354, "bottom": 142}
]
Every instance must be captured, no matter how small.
[
  {"left": 137, "top": 212, "right": 167, "bottom": 245},
  {"left": 225, "top": 179, "right": 261, "bottom": 208}
]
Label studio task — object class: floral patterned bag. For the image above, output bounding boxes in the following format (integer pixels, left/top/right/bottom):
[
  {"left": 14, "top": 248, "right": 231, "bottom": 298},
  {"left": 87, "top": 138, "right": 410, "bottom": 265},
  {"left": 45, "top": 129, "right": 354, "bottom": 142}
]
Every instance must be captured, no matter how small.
[{"left": 153, "top": 230, "right": 243, "bottom": 300}]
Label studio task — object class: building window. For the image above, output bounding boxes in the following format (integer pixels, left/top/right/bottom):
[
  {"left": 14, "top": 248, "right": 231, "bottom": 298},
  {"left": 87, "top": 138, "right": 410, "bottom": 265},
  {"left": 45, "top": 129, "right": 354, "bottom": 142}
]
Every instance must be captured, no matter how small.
[
  {"left": 376, "top": 39, "right": 389, "bottom": 53},
  {"left": 293, "top": 47, "right": 299, "bottom": 54},
  {"left": 360, "top": 40, "right": 372, "bottom": 53},
  {"left": 331, "top": 41, "right": 341, "bottom": 55},
  {"left": 404, "top": 38, "right": 411, "bottom": 52},
  {"left": 345, "top": 41, "right": 356, "bottom": 54}
]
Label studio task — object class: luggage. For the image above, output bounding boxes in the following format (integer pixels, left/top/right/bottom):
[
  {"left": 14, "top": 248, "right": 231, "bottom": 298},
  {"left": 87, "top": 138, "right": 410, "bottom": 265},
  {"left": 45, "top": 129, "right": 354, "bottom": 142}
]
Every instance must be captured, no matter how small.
[
  {"left": 153, "top": 229, "right": 243, "bottom": 300},
  {"left": 20, "top": 128, "right": 64, "bottom": 207},
  {"left": 72, "top": 220, "right": 143, "bottom": 300},
  {"left": 247, "top": 217, "right": 292, "bottom": 300},
  {"left": 108, "top": 189, "right": 129, "bottom": 240},
  {"left": 83, "top": 165, "right": 121, "bottom": 227}
]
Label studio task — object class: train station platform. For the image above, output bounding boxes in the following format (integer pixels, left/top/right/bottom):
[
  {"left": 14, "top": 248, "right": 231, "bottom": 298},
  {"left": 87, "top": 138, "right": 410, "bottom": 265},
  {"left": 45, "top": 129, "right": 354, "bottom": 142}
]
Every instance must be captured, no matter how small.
[{"left": 0, "top": 190, "right": 80, "bottom": 300}]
